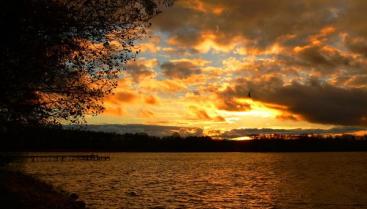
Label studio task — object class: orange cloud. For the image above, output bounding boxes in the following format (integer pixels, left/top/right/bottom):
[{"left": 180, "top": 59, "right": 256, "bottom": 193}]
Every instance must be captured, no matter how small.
[
  {"left": 145, "top": 95, "right": 159, "bottom": 105},
  {"left": 140, "top": 79, "right": 187, "bottom": 93},
  {"left": 189, "top": 106, "right": 226, "bottom": 122},
  {"left": 103, "top": 107, "right": 125, "bottom": 116},
  {"left": 91, "top": 0, "right": 367, "bottom": 131},
  {"left": 178, "top": 0, "right": 225, "bottom": 15},
  {"left": 137, "top": 35, "right": 161, "bottom": 53},
  {"left": 138, "top": 109, "right": 155, "bottom": 118},
  {"left": 161, "top": 60, "right": 202, "bottom": 80},
  {"left": 276, "top": 112, "right": 303, "bottom": 121},
  {"left": 106, "top": 91, "right": 138, "bottom": 104}
]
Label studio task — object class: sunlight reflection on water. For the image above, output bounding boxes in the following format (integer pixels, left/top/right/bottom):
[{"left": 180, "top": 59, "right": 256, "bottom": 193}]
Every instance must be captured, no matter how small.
[{"left": 23, "top": 152, "right": 367, "bottom": 209}]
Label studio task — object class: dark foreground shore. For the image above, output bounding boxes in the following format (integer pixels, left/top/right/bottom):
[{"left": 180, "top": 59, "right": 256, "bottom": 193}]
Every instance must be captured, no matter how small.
[{"left": 0, "top": 169, "right": 87, "bottom": 209}]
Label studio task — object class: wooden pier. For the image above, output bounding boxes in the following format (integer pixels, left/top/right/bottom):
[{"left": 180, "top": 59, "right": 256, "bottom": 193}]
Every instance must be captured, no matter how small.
[{"left": 17, "top": 154, "right": 111, "bottom": 162}]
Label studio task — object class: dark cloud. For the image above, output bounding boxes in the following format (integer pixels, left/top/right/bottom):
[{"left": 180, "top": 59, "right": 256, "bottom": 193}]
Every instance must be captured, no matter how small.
[
  {"left": 347, "top": 75, "right": 367, "bottom": 87},
  {"left": 154, "top": 0, "right": 367, "bottom": 72},
  {"left": 161, "top": 61, "right": 202, "bottom": 79},
  {"left": 219, "top": 77, "right": 367, "bottom": 126},
  {"left": 153, "top": 0, "right": 348, "bottom": 48},
  {"left": 344, "top": 36, "right": 367, "bottom": 58},
  {"left": 125, "top": 61, "right": 156, "bottom": 83},
  {"left": 295, "top": 45, "right": 354, "bottom": 71},
  {"left": 339, "top": 0, "right": 367, "bottom": 37}
]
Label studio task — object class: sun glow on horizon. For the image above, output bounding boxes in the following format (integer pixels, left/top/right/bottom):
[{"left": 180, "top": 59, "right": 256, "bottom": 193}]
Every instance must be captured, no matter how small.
[{"left": 229, "top": 98, "right": 282, "bottom": 118}]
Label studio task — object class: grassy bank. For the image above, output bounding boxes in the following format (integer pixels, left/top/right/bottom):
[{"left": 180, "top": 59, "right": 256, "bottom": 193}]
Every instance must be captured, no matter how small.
[{"left": 0, "top": 168, "right": 87, "bottom": 209}]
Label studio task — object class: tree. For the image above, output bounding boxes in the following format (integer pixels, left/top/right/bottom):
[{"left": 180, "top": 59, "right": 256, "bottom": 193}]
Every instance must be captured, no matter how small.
[{"left": 0, "top": 0, "right": 172, "bottom": 126}]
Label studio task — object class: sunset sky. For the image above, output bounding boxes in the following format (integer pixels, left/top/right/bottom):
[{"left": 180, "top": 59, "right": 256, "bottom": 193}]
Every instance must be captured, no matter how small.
[{"left": 87, "top": 0, "right": 367, "bottom": 137}]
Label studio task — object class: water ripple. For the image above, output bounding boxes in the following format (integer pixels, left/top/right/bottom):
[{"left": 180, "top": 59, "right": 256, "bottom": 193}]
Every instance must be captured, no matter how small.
[{"left": 23, "top": 152, "right": 367, "bottom": 209}]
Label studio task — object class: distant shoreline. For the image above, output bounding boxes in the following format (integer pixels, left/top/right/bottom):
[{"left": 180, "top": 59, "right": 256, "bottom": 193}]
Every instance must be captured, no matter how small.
[{"left": 1, "top": 126, "right": 367, "bottom": 152}]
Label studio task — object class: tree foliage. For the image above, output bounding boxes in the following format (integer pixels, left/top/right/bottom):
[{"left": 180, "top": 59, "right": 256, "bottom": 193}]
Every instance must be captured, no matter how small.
[{"left": 0, "top": 0, "right": 172, "bottom": 126}]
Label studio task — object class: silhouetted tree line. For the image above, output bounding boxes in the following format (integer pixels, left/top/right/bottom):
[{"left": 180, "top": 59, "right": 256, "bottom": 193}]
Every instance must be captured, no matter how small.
[
  {"left": 0, "top": 0, "right": 172, "bottom": 126},
  {"left": 1, "top": 126, "right": 367, "bottom": 152}
]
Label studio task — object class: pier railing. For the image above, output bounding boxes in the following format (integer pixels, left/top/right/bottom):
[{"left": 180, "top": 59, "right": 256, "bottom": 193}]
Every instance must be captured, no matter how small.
[{"left": 15, "top": 154, "right": 111, "bottom": 162}]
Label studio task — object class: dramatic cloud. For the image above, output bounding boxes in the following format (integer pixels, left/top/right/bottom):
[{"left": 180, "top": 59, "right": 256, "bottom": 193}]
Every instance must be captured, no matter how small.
[
  {"left": 153, "top": 0, "right": 349, "bottom": 49},
  {"left": 155, "top": 0, "right": 367, "bottom": 127},
  {"left": 219, "top": 77, "right": 367, "bottom": 126},
  {"left": 91, "top": 0, "right": 367, "bottom": 133}
]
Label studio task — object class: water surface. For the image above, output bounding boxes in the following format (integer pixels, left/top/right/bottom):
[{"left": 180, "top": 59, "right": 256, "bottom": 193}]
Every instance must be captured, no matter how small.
[{"left": 23, "top": 153, "right": 367, "bottom": 209}]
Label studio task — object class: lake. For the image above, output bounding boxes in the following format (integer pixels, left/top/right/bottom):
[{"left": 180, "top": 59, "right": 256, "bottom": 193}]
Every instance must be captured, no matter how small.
[{"left": 23, "top": 153, "right": 367, "bottom": 209}]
